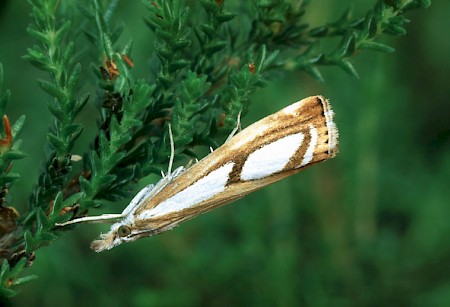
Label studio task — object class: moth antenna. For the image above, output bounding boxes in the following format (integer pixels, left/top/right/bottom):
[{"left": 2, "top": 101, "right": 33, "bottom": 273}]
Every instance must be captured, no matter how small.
[
  {"left": 226, "top": 111, "right": 242, "bottom": 142},
  {"left": 167, "top": 123, "right": 175, "bottom": 176},
  {"left": 161, "top": 170, "right": 165, "bottom": 178},
  {"left": 209, "top": 146, "right": 214, "bottom": 153},
  {"left": 55, "top": 213, "right": 124, "bottom": 227}
]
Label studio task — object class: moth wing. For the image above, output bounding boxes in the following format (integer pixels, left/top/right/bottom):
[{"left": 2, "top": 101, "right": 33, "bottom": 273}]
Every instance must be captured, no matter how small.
[{"left": 134, "top": 96, "right": 338, "bottom": 230}]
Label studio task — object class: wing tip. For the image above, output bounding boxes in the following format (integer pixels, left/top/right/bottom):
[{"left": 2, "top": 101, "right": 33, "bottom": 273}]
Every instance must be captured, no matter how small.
[{"left": 315, "top": 95, "right": 339, "bottom": 157}]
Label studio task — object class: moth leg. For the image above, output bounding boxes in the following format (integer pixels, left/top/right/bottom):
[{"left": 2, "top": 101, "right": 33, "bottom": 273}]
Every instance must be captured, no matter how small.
[
  {"left": 167, "top": 123, "right": 175, "bottom": 176},
  {"left": 225, "top": 111, "right": 242, "bottom": 143}
]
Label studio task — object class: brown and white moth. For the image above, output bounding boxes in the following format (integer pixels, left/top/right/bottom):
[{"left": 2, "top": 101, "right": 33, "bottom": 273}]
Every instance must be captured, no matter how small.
[{"left": 57, "top": 95, "right": 339, "bottom": 252}]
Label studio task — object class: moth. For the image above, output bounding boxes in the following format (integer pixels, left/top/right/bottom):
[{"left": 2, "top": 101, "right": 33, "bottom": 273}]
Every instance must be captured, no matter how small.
[{"left": 57, "top": 95, "right": 339, "bottom": 252}]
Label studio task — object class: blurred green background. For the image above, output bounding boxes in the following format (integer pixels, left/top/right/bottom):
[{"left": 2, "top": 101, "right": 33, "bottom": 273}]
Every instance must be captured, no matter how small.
[{"left": 1, "top": 1, "right": 449, "bottom": 306}]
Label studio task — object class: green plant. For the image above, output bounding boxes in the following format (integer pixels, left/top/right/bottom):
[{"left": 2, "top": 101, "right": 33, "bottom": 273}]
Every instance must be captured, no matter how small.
[{"left": 0, "top": 0, "right": 430, "bottom": 297}]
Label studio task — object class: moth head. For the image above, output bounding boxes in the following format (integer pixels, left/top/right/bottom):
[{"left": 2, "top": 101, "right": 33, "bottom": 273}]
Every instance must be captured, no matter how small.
[{"left": 90, "top": 221, "right": 154, "bottom": 252}]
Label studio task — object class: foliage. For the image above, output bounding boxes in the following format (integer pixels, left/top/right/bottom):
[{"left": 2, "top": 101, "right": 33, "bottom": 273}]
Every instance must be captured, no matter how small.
[{"left": 0, "top": 0, "right": 431, "bottom": 300}]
